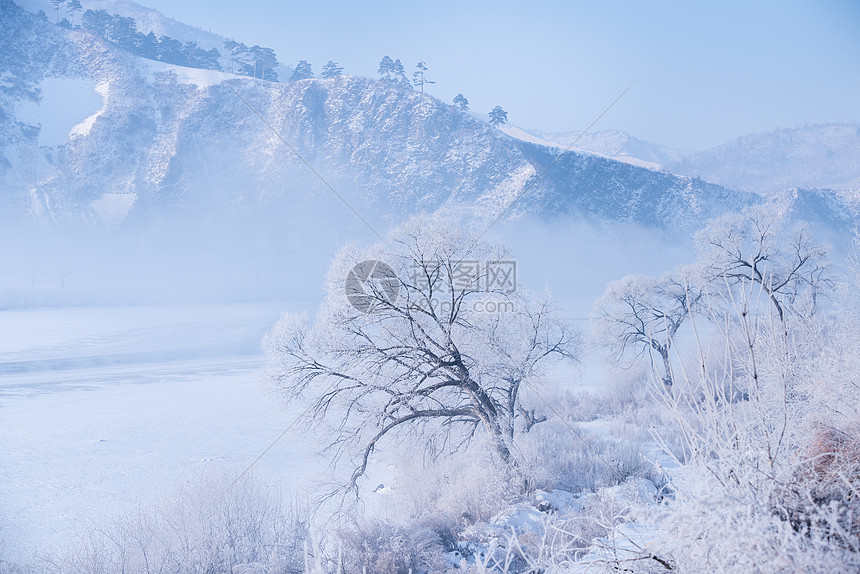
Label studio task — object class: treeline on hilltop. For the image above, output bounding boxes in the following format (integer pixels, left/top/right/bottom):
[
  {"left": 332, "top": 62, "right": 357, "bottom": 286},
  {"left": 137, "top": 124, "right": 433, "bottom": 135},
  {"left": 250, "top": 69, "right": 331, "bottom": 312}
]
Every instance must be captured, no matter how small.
[
  {"left": 40, "top": 5, "right": 509, "bottom": 121},
  {"left": 79, "top": 9, "right": 222, "bottom": 70},
  {"left": 44, "top": 2, "right": 284, "bottom": 79}
]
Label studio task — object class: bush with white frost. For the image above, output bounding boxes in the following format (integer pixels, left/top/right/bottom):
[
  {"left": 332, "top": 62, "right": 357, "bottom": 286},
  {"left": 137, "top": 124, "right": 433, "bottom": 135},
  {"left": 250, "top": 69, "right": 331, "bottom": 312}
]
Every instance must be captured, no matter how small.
[{"left": 39, "top": 473, "right": 308, "bottom": 574}]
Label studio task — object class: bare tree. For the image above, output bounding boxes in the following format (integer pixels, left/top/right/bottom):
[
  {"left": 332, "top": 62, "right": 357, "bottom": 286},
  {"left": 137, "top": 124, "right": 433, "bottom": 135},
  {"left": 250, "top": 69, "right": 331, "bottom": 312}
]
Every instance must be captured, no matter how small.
[
  {"left": 264, "top": 217, "right": 578, "bottom": 495},
  {"left": 695, "top": 205, "right": 829, "bottom": 324},
  {"left": 592, "top": 269, "right": 701, "bottom": 387}
]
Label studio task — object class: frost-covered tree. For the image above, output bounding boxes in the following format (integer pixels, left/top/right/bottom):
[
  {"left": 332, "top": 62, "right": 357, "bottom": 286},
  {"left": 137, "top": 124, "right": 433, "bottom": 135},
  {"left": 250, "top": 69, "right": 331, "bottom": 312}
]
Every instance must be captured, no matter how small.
[
  {"left": 321, "top": 60, "right": 343, "bottom": 79},
  {"left": 412, "top": 61, "right": 435, "bottom": 94},
  {"left": 378, "top": 56, "right": 409, "bottom": 85},
  {"left": 453, "top": 93, "right": 469, "bottom": 111},
  {"left": 695, "top": 205, "right": 829, "bottom": 324},
  {"left": 289, "top": 59, "right": 313, "bottom": 81},
  {"left": 489, "top": 105, "right": 508, "bottom": 127},
  {"left": 592, "top": 269, "right": 701, "bottom": 387},
  {"left": 264, "top": 216, "right": 578, "bottom": 495}
]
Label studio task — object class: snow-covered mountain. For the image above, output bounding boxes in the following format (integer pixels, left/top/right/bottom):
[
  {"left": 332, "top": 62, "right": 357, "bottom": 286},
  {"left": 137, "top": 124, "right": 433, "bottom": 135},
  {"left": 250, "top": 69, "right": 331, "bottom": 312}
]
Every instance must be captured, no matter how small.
[
  {"left": 521, "top": 128, "right": 686, "bottom": 172},
  {"left": 667, "top": 123, "right": 860, "bottom": 194},
  {"left": 1, "top": 0, "right": 855, "bottom": 239},
  {"left": 528, "top": 124, "right": 860, "bottom": 198}
]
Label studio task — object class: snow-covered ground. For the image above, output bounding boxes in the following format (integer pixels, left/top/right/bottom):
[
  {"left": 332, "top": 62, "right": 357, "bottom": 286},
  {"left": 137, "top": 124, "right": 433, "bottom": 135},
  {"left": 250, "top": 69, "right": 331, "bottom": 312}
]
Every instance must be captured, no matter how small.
[
  {"left": 0, "top": 303, "right": 323, "bottom": 561},
  {"left": 14, "top": 77, "right": 103, "bottom": 147}
]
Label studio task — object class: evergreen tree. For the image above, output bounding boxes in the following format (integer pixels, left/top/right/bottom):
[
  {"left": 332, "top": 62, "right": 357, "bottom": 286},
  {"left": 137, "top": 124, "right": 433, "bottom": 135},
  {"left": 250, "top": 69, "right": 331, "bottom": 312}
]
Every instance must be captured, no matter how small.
[
  {"left": 181, "top": 42, "right": 222, "bottom": 71},
  {"left": 250, "top": 46, "right": 279, "bottom": 80},
  {"left": 412, "top": 61, "right": 435, "bottom": 94},
  {"left": 136, "top": 31, "right": 159, "bottom": 60},
  {"left": 489, "top": 105, "right": 508, "bottom": 127},
  {"left": 378, "top": 55, "right": 394, "bottom": 80},
  {"left": 321, "top": 60, "right": 343, "bottom": 79},
  {"left": 392, "top": 58, "right": 409, "bottom": 85},
  {"left": 106, "top": 14, "right": 137, "bottom": 46},
  {"left": 66, "top": 0, "right": 82, "bottom": 25},
  {"left": 158, "top": 36, "right": 187, "bottom": 67},
  {"left": 224, "top": 40, "right": 247, "bottom": 74},
  {"left": 199, "top": 48, "right": 222, "bottom": 71},
  {"left": 82, "top": 9, "right": 111, "bottom": 35},
  {"left": 52, "top": 0, "right": 63, "bottom": 23},
  {"left": 453, "top": 93, "right": 469, "bottom": 111},
  {"left": 289, "top": 60, "right": 313, "bottom": 81}
]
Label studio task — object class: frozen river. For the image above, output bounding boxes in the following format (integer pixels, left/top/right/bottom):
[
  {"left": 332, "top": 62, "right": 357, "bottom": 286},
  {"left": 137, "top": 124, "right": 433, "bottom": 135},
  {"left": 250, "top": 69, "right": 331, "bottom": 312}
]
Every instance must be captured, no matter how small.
[{"left": 0, "top": 303, "right": 322, "bottom": 560}]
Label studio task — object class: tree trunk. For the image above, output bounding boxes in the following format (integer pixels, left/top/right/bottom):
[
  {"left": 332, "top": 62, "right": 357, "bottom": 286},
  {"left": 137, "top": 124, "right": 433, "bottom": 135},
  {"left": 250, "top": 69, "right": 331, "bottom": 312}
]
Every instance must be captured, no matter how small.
[
  {"left": 661, "top": 347, "right": 673, "bottom": 387},
  {"left": 481, "top": 414, "right": 515, "bottom": 467}
]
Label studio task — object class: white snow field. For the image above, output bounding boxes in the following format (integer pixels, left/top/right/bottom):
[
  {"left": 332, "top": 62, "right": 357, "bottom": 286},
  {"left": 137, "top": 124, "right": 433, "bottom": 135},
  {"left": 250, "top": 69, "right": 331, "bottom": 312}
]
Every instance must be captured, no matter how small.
[{"left": 0, "top": 303, "right": 323, "bottom": 561}]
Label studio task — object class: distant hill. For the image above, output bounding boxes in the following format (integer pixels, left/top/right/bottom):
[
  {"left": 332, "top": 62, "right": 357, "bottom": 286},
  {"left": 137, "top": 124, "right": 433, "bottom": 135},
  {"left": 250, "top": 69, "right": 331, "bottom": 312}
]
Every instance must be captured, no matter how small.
[
  {"left": 667, "top": 123, "right": 860, "bottom": 194},
  {"left": 523, "top": 128, "right": 685, "bottom": 171},
  {"left": 528, "top": 124, "right": 860, "bottom": 196}
]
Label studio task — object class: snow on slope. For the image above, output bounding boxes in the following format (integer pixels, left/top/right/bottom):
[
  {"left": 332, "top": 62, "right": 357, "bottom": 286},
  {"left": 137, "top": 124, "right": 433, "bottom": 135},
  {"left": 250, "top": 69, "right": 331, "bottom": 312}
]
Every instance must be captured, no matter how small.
[
  {"left": 139, "top": 57, "right": 233, "bottom": 87},
  {"left": 527, "top": 128, "right": 684, "bottom": 171},
  {"left": 69, "top": 80, "right": 108, "bottom": 139},
  {"left": 13, "top": 77, "right": 102, "bottom": 147},
  {"left": 13, "top": 0, "right": 293, "bottom": 78},
  {"left": 499, "top": 124, "right": 561, "bottom": 148}
]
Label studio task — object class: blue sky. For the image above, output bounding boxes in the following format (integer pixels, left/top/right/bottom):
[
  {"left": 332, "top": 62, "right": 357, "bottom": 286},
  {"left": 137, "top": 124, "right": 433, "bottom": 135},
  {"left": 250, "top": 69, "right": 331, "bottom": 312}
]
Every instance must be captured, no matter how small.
[{"left": 144, "top": 0, "right": 859, "bottom": 150}]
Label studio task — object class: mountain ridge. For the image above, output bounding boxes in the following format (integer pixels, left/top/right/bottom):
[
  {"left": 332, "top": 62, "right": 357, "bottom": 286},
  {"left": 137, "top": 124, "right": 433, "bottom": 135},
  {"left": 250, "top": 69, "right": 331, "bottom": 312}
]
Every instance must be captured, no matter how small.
[
  {"left": 0, "top": 1, "right": 854, "bottom": 238},
  {"left": 527, "top": 122, "right": 860, "bottom": 195}
]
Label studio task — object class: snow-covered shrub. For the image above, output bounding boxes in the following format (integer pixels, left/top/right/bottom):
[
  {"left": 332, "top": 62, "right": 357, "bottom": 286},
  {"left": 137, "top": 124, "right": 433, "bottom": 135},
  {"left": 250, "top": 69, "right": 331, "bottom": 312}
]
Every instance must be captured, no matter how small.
[
  {"left": 515, "top": 416, "right": 653, "bottom": 494},
  {"left": 776, "top": 423, "right": 860, "bottom": 549},
  {"left": 337, "top": 518, "right": 448, "bottom": 574},
  {"left": 0, "top": 560, "right": 37, "bottom": 574},
  {"left": 642, "top": 288, "right": 858, "bottom": 570},
  {"left": 391, "top": 435, "right": 516, "bottom": 526},
  {"left": 449, "top": 478, "right": 661, "bottom": 573},
  {"left": 41, "top": 472, "right": 308, "bottom": 574}
]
